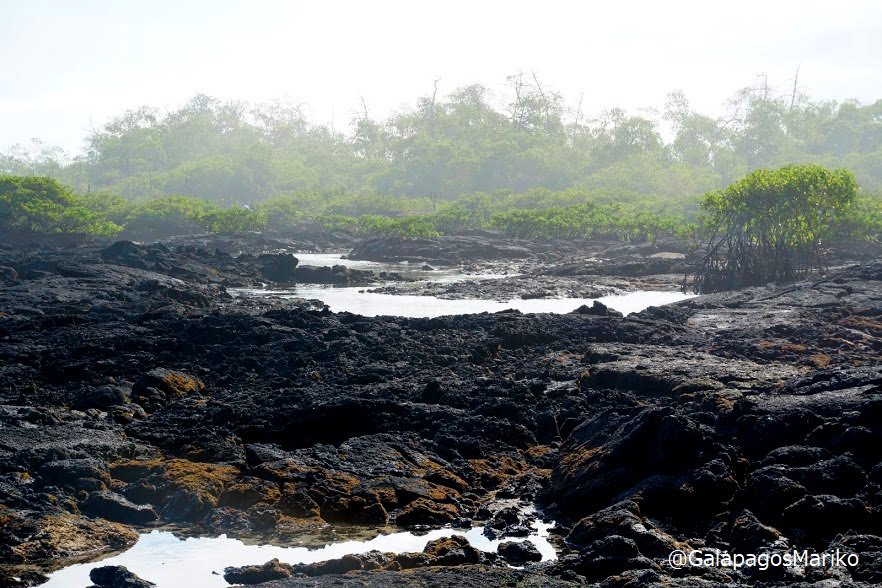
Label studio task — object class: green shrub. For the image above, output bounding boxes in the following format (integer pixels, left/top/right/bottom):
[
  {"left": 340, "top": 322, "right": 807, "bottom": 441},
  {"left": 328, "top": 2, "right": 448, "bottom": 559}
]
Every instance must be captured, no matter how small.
[{"left": 690, "top": 164, "right": 858, "bottom": 292}]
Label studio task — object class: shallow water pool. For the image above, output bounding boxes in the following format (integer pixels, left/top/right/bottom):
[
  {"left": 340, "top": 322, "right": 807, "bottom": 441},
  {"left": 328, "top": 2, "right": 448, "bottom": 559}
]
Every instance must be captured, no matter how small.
[
  {"left": 292, "top": 253, "right": 509, "bottom": 283},
  {"left": 232, "top": 286, "right": 694, "bottom": 318},
  {"left": 238, "top": 253, "right": 696, "bottom": 317},
  {"left": 43, "top": 521, "right": 555, "bottom": 587}
]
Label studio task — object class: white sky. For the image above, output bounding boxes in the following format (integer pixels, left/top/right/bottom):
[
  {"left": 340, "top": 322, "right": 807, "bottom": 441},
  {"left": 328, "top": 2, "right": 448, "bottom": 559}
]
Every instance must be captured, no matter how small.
[{"left": 2, "top": 0, "right": 881, "bottom": 154}]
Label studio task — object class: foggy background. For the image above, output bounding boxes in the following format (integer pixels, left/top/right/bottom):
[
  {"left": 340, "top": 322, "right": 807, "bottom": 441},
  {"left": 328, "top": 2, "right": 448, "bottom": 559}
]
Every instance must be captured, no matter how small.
[{"left": 3, "top": 0, "right": 881, "bottom": 153}]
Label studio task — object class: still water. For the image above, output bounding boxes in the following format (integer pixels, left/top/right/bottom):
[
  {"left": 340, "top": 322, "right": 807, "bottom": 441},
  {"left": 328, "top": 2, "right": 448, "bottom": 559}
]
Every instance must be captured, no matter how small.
[
  {"left": 234, "top": 253, "right": 694, "bottom": 317},
  {"left": 43, "top": 521, "right": 555, "bottom": 587},
  {"left": 234, "top": 286, "right": 693, "bottom": 317}
]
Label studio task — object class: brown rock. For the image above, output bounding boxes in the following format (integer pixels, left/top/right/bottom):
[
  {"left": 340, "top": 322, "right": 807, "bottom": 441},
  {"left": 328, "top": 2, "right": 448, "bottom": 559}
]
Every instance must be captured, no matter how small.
[
  {"left": 395, "top": 498, "right": 459, "bottom": 526},
  {"left": 223, "top": 558, "right": 293, "bottom": 585},
  {"left": 131, "top": 368, "right": 205, "bottom": 412}
]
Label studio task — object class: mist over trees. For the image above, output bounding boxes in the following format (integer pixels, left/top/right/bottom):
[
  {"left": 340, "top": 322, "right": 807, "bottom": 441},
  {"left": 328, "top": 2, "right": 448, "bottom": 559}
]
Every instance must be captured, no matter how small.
[{"left": 3, "top": 76, "right": 882, "bottom": 206}]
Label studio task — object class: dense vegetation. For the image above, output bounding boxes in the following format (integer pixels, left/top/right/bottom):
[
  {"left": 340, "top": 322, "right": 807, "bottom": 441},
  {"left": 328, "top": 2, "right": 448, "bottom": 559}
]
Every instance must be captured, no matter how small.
[
  {"left": 2, "top": 78, "right": 881, "bottom": 260},
  {"left": 0, "top": 180, "right": 695, "bottom": 242},
  {"left": 3, "top": 171, "right": 879, "bottom": 254},
  {"left": 4, "top": 78, "right": 882, "bottom": 204},
  {"left": 0, "top": 176, "right": 121, "bottom": 237},
  {"left": 690, "top": 165, "right": 858, "bottom": 293}
]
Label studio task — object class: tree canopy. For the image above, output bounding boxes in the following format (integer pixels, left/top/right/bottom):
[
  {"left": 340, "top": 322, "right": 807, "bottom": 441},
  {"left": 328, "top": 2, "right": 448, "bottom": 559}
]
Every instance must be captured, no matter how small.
[
  {"left": 4, "top": 78, "right": 882, "bottom": 206},
  {"left": 2, "top": 78, "right": 880, "bottom": 256}
]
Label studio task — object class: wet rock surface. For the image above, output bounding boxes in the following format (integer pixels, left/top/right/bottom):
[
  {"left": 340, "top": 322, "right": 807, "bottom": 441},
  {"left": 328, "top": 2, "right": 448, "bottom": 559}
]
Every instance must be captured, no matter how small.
[
  {"left": 224, "top": 558, "right": 294, "bottom": 585},
  {"left": 357, "top": 234, "right": 688, "bottom": 301},
  {"left": 88, "top": 565, "right": 155, "bottom": 587},
  {"left": 367, "top": 261, "right": 686, "bottom": 303},
  {"left": 0, "top": 233, "right": 881, "bottom": 586},
  {"left": 253, "top": 567, "right": 582, "bottom": 587},
  {"left": 348, "top": 233, "right": 535, "bottom": 265},
  {"left": 497, "top": 540, "right": 543, "bottom": 564}
]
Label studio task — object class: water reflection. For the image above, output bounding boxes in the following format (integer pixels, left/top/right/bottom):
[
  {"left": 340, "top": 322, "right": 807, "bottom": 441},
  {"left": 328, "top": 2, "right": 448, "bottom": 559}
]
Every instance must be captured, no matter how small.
[
  {"left": 234, "top": 253, "right": 694, "bottom": 316},
  {"left": 44, "top": 521, "right": 555, "bottom": 588},
  {"left": 232, "top": 286, "right": 694, "bottom": 317}
]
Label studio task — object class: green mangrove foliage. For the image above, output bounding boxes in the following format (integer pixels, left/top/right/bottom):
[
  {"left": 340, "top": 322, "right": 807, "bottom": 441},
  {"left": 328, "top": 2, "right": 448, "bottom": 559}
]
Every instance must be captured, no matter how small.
[
  {"left": 5, "top": 82, "right": 882, "bottom": 206},
  {"left": 488, "top": 203, "right": 693, "bottom": 243},
  {"left": 690, "top": 164, "right": 859, "bottom": 293},
  {"left": 832, "top": 195, "right": 882, "bottom": 246},
  {"left": 3, "top": 171, "right": 879, "bottom": 252},
  {"left": 4, "top": 80, "right": 881, "bottom": 252},
  {"left": 0, "top": 175, "right": 696, "bottom": 242},
  {"left": 82, "top": 194, "right": 265, "bottom": 238},
  {"left": 0, "top": 176, "right": 121, "bottom": 236}
]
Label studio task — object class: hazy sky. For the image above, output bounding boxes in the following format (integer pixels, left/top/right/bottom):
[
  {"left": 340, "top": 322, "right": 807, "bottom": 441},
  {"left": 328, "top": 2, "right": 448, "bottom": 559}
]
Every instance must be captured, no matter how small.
[{"left": 2, "top": 0, "right": 881, "bottom": 155}]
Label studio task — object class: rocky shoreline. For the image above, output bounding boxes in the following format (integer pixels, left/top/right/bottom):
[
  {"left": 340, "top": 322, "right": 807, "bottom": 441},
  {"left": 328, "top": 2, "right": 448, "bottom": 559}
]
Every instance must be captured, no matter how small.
[
  {"left": 355, "top": 234, "right": 689, "bottom": 301},
  {"left": 1, "top": 233, "right": 881, "bottom": 586}
]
